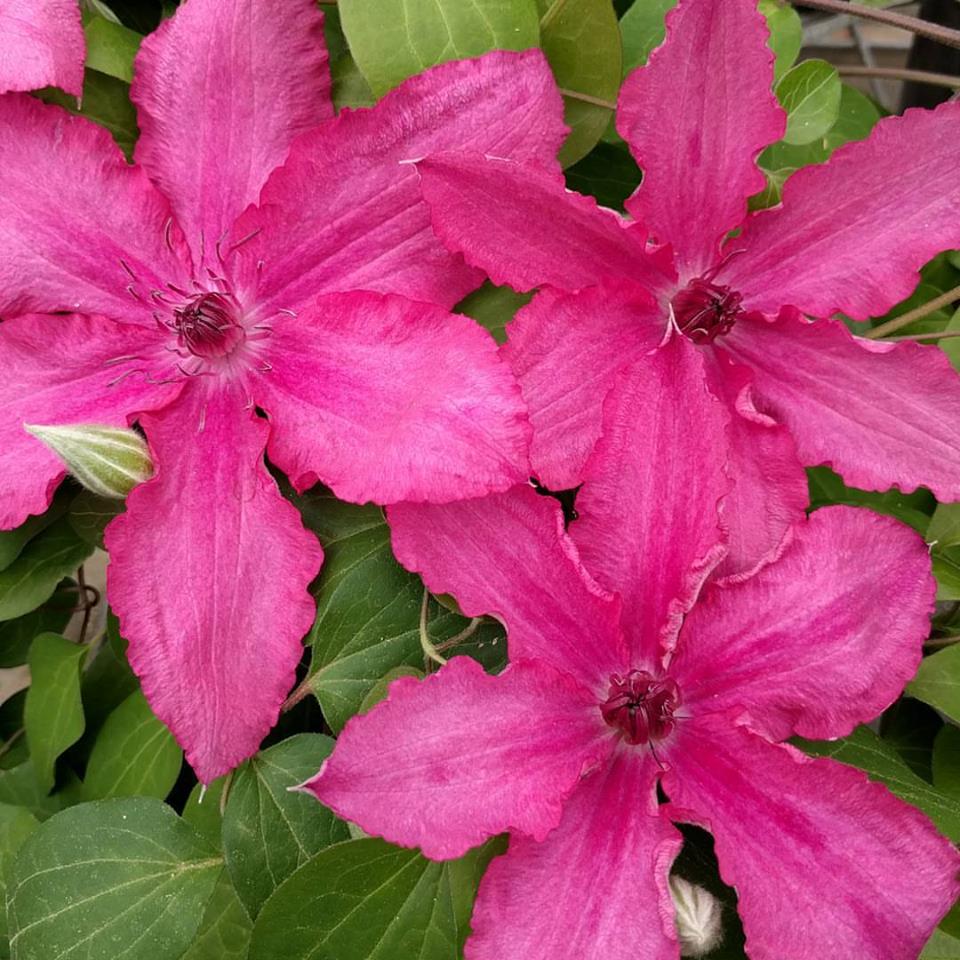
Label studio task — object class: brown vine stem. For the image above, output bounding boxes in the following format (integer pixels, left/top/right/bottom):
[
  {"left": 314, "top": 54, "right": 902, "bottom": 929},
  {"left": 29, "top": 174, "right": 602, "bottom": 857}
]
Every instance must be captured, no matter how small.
[
  {"left": 281, "top": 676, "right": 315, "bottom": 712},
  {"left": 866, "top": 281, "right": 960, "bottom": 338},
  {"left": 419, "top": 589, "right": 448, "bottom": 668},
  {"left": 77, "top": 565, "right": 93, "bottom": 645},
  {"left": 0, "top": 728, "right": 24, "bottom": 761},
  {"left": 790, "top": 0, "right": 960, "bottom": 50},
  {"left": 838, "top": 65, "right": 960, "bottom": 88},
  {"left": 925, "top": 635, "right": 960, "bottom": 650},
  {"left": 557, "top": 86, "right": 617, "bottom": 110},
  {"left": 887, "top": 330, "right": 960, "bottom": 342},
  {"left": 218, "top": 770, "right": 235, "bottom": 815},
  {"left": 435, "top": 617, "right": 482, "bottom": 653}
]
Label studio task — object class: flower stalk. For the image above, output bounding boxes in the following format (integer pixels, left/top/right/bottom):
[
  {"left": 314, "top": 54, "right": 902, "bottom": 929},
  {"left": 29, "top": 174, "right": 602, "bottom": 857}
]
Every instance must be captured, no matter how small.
[
  {"left": 837, "top": 65, "right": 960, "bottom": 89},
  {"left": 791, "top": 0, "right": 960, "bottom": 50},
  {"left": 867, "top": 281, "right": 960, "bottom": 338}
]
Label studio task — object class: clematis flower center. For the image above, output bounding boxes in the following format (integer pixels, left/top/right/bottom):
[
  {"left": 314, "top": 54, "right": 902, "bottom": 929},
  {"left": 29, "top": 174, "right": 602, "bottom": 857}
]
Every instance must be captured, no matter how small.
[
  {"left": 172, "top": 292, "right": 247, "bottom": 359},
  {"left": 600, "top": 670, "right": 680, "bottom": 745},
  {"left": 671, "top": 277, "right": 743, "bottom": 344}
]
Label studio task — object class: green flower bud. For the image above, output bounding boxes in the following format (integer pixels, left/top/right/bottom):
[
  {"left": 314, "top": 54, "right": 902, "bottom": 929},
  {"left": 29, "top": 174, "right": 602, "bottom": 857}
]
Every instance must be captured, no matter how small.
[{"left": 24, "top": 423, "right": 153, "bottom": 499}]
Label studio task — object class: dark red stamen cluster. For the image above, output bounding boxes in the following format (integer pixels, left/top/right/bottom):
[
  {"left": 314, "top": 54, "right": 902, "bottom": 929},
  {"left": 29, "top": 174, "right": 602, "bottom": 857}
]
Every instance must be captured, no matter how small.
[
  {"left": 600, "top": 670, "right": 680, "bottom": 745},
  {"left": 173, "top": 292, "right": 245, "bottom": 359},
  {"left": 671, "top": 278, "right": 743, "bottom": 344}
]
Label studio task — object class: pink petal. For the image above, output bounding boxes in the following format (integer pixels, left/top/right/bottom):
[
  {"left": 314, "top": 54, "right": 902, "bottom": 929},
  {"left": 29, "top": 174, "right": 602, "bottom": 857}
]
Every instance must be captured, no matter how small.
[
  {"left": 721, "top": 101, "right": 960, "bottom": 319},
  {"left": 242, "top": 50, "right": 567, "bottom": 312},
  {"left": 252, "top": 291, "right": 529, "bottom": 504},
  {"left": 304, "top": 656, "right": 611, "bottom": 860},
  {"left": 663, "top": 716, "right": 960, "bottom": 960},
  {"left": 502, "top": 283, "right": 665, "bottom": 491},
  {"left": 416, "top": 151, "right": 672, "bottom": 294},
  {"left": 671, "top": 506, "right": 935, "bottom": 742},
  {"left": 104, "top": 385, "right": 322, "bottom": 782},
  {"left": 571, "top": 337, "right": 729, "bottom": 668},
  {"left": 388, "top": 486, "right": 627, "bottom": 691},
  {"left": 0, "top": 94, "right": 189, "bottom": 321},
  {"left": 704, "top": 348, "right": 808, "bottom": 580},
  {"left": 0, "top": 0, "right": 84, "bottom": 96},
  {"left": 131, "top": 0, "right": 331, "bottom": 263},
  {"left": 617, "top": 0, "right": 784, "bottom": 278},
  {"left": 466, "top": 751, "right": 680, "bottom": 960},
  {"left": 0, "top": 313, "right": 178, "bottom": 529},
  {"left": 725, "top": 312, "right": 960, "bottom": 500}
]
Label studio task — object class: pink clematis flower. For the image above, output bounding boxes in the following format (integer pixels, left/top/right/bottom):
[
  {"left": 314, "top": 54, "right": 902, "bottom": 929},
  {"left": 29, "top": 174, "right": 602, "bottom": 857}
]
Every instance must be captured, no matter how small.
[
  {"left": 413, "top": 0, "right": 960, "bottom": 577},
  {"left": 0, "top": 0, "right": 567, "bottom": 781},
  {"left": 0, "top": 0, "right": 84, "bottom": 96},
  {"left": 305, "top": 339, "right": 960, "bottom": 959}
]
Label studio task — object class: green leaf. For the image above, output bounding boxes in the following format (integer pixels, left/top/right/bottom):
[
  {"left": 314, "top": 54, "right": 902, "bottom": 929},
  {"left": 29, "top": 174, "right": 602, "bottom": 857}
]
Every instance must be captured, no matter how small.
[
  {"left": 807, "top": 466, "right": 934, "bottom": 534},
  {"left": 760, "top": 0, "right": 801, "bottom": 80},
  {"left": 81, "top": 691, "right": 182, "bottom": 801},
  {"left": 331, "top": 54, "right": 376, "bottom": 110},
  {"left": 83, "top": 14, "right": 142, "bottom": 83},
  {"left": 0, "top": 519, "right": 92, "bottom": 622},
  {"left": 942, "top": 901, "right": 960, "bottom": 943},
  {"left": 0, "top": 804, "right": 39, "bottom": 956},
  {"left": 932, "top": 725, "right": 960, "bottom": 800},
  {"left": 0, "top": 500, "right": 68, "bottom": 574},
  {"left": 182, "top": 778, "right": 228, "bottom": 848},
  {"left": 81, "top": 70, "right": 140, "bottom": 157},
  {"left": 299, "top": 492, "right": 491, "bottom": 730},
  {"left": 248, "top": 838, "right": 459, "bottom": 960},
  {"left": 824, "top": 83, "right": 881, "bottom": 151},
  {"left": 67, "top": 490, "right": 125, "bottom": 549},
  {"left": 24, "top": 634, "right": 87, "bottom": 794},
  {"left": 565, "top": 140, "right": 642, "bottom": 211},
  {"left": 934, "top": 549, "right": 960, "bottom": 601},
  {"left": 923, "top": 928, "right": 960, "bottom": 959},
  {"left": 7, "top": 798, "right": 221, "bottom": 960},
  {"left": 939, "top": 306, "right": 960, "bottom": 374},
  {"left": 357, "top": 665, "right": 424, "bottom": 714},
  {"left": 775, "top": 59, "right": 842, "bottom": 146},
  {"left": 80, "top": 612, "right": 139, "bottom": 734},
  {"left": 455, "top": 281, "right": 532, "bottom": 345},
  {"left": 0, "top": 762, "right": 63, "bottom": 822},
  {"left": 619, "top": 0, "right": 674, "bottom": 72},
  {"left": 930, "top": 502, "right": 960, "bottom": 550},
  {"left": 537, "top": 0, "right": 623, "bottom": 166},
  {"left": 909, "top": 645, "right": 960, "bottom": 727},
  {"left": 322, "top": 3, "right": 350, "bottom": 61},
  {"left": 759, "top": 137, "right": 830, "bottom": 175},
  {"left": 880, "top": 697, "right": 939, "bottom": 780},
  {"left": 0, "top": 587, "right": 74, "bottom": 669},
  {"left": 338, "top": 0, "right": 540, "bottom": 97},
  {"left": 223, "top": 734, "right": 348, "bottom": 919},
  {"left": 180, "top": 870, "right": 252, "bottom": 960},
  {"left": 447, "top": 838, "right": 505, "bottom": 949},
  {"left": 798, "top": 725, "right": 960, "bottom": 841},
  {"left": 749, "top": 165, "right": 791, "bottom": 211},
  {"left": 755, "top": 84, "right": 879, "bottom": 210},
  {"left": 41, "top": 68, "right": 139, "bottom": 158}
]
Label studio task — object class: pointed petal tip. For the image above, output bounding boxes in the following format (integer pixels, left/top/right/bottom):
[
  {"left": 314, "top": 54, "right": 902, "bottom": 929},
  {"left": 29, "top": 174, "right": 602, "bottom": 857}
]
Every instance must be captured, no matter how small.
[
  {"left": 104, "top": 390, "right": 322, "bottom": 789},
  {"left": 309, "top": 656, "right": 609, "bottom": 861},
  {"left": 256, "top": 291, "right": 532, "bottom": 506}
]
